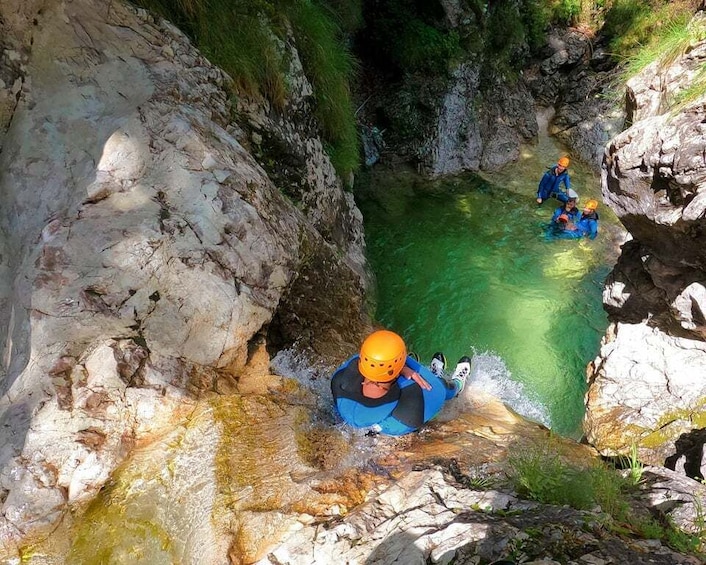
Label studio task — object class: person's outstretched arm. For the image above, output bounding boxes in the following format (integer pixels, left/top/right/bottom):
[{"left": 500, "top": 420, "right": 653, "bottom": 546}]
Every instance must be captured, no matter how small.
[
  {"left": 400, "top": 364, "right": 431, "bottom": 390},
  {"left": 537, "top": 171, "right": 550, "bottom": 203}
]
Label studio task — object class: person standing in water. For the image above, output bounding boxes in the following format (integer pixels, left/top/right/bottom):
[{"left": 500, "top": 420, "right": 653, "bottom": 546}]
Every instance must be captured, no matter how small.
[
  {"left": 330, "top": 330, "right": 471, "bottom": 436},
  {"left": 536, "top": 156, "right": 572, "bottom": 204}
]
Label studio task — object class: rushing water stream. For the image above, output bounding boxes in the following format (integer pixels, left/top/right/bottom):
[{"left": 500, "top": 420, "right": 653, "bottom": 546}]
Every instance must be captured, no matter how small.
[{"left": 355, "top": 129, "right": 624, "bottom": 437}]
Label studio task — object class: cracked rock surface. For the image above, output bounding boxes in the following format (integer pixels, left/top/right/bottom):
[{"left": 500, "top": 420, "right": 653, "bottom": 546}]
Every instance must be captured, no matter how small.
[{"left": 0, "top": 0, "right": 370, "bottom": 551}]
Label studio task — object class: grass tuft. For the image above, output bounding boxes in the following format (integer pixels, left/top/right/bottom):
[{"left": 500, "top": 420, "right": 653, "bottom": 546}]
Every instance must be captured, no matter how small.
[
  {"left": 602, "top": 1, "right": 706, "bottom": 111},
  {"left": 507, "top": 440, "right": 705, "bottom": 557},
  {"left": 287, "top": 0, "right": 360, "bottom": 176}
]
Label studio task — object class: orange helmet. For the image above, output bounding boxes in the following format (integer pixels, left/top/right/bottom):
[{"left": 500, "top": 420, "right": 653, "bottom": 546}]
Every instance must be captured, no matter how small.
[
  {"left": 585, "top": 199, "right": 598, "bottom": 210},
  {"left": 358, "top": 330, "right": 407, "bottom": 382},
  {"left": 558, "top": 214, "right": 569, "bottom": 223},
  {"left": 558, "top": 156, "right": 570, "bottom": 168}
]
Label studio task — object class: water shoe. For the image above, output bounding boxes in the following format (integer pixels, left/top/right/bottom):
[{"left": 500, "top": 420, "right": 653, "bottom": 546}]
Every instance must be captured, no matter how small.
[
  {"left": 430, "top": 352, "right": 446, "bottom": 376},
  {"left": 452, "top": 356, "right": 472, "bottom": 394}
]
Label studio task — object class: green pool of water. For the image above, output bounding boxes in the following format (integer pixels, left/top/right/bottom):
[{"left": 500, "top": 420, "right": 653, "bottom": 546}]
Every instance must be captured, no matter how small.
[{"left": 355, "top": 153, "right": 621, "bottom": 437}]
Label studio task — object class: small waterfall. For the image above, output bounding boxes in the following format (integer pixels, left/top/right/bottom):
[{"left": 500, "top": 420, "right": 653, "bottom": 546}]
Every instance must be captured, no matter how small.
[
  {"left": 272, "top": 348, "right": 551, "bottom": 432},
  {"left": 468, "top": 351, "right": 552, "bottom": 428}
]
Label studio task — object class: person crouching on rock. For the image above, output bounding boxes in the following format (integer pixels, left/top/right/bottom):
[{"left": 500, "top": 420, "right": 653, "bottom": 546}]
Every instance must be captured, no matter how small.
[{"left": 330, "top": 330, "right": 470, "bottom": 436}]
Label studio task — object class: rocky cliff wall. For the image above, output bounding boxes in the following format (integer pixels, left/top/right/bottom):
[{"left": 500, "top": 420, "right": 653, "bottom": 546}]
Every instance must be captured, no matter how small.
[
  {"left": 584, "top": 26, "right": 706, "bottom": 477},
  {"left": 412, "top": 23, "right": 622, "bottom": 177},
  {"left": 0, "top": 0, "right": 371, "bottom": 551}
]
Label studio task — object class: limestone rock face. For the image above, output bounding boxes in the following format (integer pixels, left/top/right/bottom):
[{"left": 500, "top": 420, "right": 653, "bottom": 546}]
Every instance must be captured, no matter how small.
[
  {"left": 417, "top": 62, "right": 538, "bottom": 177},
  {"left": 625, "top": 17, "right": 706, "bottom": 126},
  {"left": 0, "top": 0, "right": 370, "bottom": 551},
  {"left": 585, "top": 323, "right": 706, "bottom": 466},
  {"left": 419, "top": 25, "right": 623, "bottom": 177},
  {"left": 585, "top": 32, "right": 706, "bottom": 476},
  {"left": 256, "top": 466, "right": 701, "bottom": 565},
  {"left": 525, "top": 28, "right": 624, "bottom": 170}
]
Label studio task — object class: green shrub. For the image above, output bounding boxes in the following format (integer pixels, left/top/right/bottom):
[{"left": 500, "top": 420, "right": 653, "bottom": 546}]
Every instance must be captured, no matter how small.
[
  {"left": 612, "top": 3, "right": 706, "bottom": 108},
  {"left": 361, "top": 0, "right": 463, "bottom": 75},
  {"left": 507, "top": 444, "right": 595, "bottom": 510},
  {"left": 286, "top": 0, "right": 360, "bottom": 175},
  {"left": 133, "top": 0, "right": 361, "bottom": 178},
  {"left": 603, "top": 0, "right": 699, "bottom": 59},
  {"left": 486, "top": 1, "right": 529, "bottom": 67},
  {"left": 395, "top": 21, "right": 461, "bottom": 72},
  {"left": 521, "top": 0, "right": 551, "bottom": 50},
  {"left": 319, "top": 0, "right": 363, "bottom": 34},
  {"left": 508, "top": 441, "right": 706, "bottom": 559},
  {"left": 549, "top": 0, "right": 583, "bottom": 25},
  {"left": 663, "top": 516, "right": 703, "bottom": 553},
  {"left": 589, "top": 464, "right": 631, "bottom": 520}
]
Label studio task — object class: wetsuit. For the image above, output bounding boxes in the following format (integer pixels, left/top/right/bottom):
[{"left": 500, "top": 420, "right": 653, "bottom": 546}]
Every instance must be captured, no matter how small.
[
  {"left": 546, "top": 210, "right": 599, "bottom": 240},
  {"left": 330, "top": 355, "right": 457, "bottom": 436},
  {"left": 550, "top": 204, "right": 580, "bottom": 224},
  {"left": 576, "top": 211, "right": 599, "bottom": 240},
  {"left": 537, "top": 166, "right": 571, "bottom": 203}
]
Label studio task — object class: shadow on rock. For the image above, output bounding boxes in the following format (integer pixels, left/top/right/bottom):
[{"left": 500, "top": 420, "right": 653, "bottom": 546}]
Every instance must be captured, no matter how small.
[{"left": 664, "top": 428, "right": 706, "bottom": 481}]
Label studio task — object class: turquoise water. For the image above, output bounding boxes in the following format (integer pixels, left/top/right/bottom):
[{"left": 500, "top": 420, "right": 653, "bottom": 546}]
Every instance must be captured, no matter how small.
[{"left": 355, "top": 151, "right": 622, "bottom": 437}]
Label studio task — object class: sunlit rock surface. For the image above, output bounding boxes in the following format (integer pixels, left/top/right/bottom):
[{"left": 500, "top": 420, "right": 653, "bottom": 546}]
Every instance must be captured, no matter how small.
[
  {"left": 247, "top": 385, "right": 700, "bottom": 565},
  {"left": 587, "top": 31, "right": 706, "bottom": 476},
  {"left": 585, "top": 323, "right": 706, "bottom": 466},
  {"left": 417, "top": 62, "right": 538, "bottom": 177},
  {"left": 625, "top": 15, "right": 706, "bottom": 126},
  {"left": 0, "top": 0, "right": 369, "bottom": 553}
]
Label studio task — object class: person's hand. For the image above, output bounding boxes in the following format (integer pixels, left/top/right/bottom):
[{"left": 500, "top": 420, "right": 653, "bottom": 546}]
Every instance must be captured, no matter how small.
[
  {"left": 407, "top": 371, "right": 432, "bottom": 390},
  {"left": 536, "top": 197, "right": 542, "bottom": 204},
  {"left": 400, "top": 365, "right": 432, "bottom": 390}
]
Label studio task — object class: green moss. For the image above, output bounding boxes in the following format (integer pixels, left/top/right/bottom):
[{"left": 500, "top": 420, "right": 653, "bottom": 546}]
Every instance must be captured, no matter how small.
[
  {"left": 67, "top": 465, "right": 177, "bottom": 564},
  {"left": 637, "top": 399, "right": 706, "bottom": 449}
]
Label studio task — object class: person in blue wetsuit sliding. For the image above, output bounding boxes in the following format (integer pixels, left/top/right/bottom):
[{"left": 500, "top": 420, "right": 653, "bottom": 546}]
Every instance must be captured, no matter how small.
[
  {"left": 330, "top": 330, "right": 471, "bottom": 436},
  {"left": 537, "top": 156, "right": 572, "bottom": 204}
]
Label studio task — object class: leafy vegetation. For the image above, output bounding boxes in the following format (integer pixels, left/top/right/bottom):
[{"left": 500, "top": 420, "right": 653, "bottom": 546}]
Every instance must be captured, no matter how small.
[
  {"left": 286, "top": 0, "right": 360, "bottom": 175},
  {"left": 603, "top": 0, "right": 703, "bottom": 65},
  {"left": 507, "top": 441, "right": 705, "bottom": 556},
  {"left": 601, "top": 0, "right": 706, "bottom": 109},
  {"left": 130, "top": 0, "right": 706, "bottom": 175},
  {"left": 357, "top": 0, "right": 462, "bottom": 75},
  {"left": 133, "top": 0, "right": 361, "bottom": 177}
]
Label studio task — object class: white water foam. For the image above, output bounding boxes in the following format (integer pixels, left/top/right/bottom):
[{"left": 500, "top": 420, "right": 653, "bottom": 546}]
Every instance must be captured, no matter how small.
[
  {"left": 272, "top": 347, "right": 551, "bottom": 433},
  {"left": 270, "top": 348, "right": 334, "bottom": 410},
  {"left": 271, "top": 348, "right": 398, "bottom": 463},
  {"left": 466, "top": 351, "right": 552, "bottom": 428}
]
